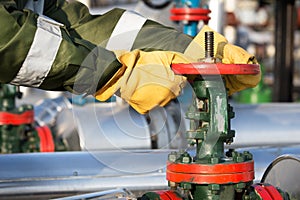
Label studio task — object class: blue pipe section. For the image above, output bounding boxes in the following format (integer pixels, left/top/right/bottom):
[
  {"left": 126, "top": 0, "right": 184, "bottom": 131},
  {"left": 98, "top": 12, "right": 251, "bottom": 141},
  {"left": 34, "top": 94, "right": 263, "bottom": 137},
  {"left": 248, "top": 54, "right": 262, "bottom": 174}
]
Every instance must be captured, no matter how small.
[
  {"left": 175, "top": 0, "right": 202, "bottom": 36},
  {"left": 183, "top": 21, "right": 198, "bottom": 36}
]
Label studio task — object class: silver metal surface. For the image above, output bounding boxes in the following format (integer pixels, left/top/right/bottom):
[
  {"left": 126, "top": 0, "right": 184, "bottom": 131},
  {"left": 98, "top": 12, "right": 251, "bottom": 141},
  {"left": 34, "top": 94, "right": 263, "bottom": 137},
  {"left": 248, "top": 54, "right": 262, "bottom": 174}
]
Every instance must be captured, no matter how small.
[
  {"left": 53, "top": 188, "right": 134, "bottom": 200},
  {"left": 147, "top": 102, "right": 187, "bottom": 149},
  {"left": 229, "top": 103, "right": 300, "bottom": 148},
  {"left": 73, "top": 102, "right": 151, "bottom": 150},
  {"left": 34, "top": 96, "right": 72, "bottom": 127},
  {"left": 73, "top": 100, "right": 187, "bottom": 151},
  {"left": 0, "top": 150, "right": 169, "bottom": 199}
]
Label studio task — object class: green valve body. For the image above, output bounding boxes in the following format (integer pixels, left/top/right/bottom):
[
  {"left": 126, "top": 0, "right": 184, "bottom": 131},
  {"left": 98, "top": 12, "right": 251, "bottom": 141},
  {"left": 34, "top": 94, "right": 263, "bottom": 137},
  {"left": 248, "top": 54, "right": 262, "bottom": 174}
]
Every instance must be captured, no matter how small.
[
  {"left": 141, "top": 31, "right": 289, "bottom": 199},
  {"left": 0, "top": 84, "right": 40, "bottom": 153},
  {"left": 168, "top": 75, "right": 253, "bottom": 200}
]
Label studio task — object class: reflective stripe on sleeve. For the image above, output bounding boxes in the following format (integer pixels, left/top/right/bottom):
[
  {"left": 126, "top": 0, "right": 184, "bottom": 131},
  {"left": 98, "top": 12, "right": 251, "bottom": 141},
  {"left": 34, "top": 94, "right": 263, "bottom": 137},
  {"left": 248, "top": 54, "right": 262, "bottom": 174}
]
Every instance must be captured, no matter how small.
[
  {"left": 106, "top": 10, "right": 147, "bottom": 51},
  {"left": 10, "top": 16, "right": 62, "bottom": 87}
]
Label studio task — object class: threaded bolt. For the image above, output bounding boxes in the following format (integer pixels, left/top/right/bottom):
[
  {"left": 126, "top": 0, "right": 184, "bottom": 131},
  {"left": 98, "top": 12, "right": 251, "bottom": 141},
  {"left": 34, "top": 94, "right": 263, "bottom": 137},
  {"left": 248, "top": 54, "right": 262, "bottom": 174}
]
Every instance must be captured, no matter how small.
[{"left": 205, "top": 31, "right": 214, "bottom": 58}]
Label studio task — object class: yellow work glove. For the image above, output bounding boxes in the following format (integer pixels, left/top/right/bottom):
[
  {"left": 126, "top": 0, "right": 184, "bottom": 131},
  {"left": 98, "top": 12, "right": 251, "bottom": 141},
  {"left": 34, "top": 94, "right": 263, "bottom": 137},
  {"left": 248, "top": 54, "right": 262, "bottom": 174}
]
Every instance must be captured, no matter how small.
[
  {"left": 94, "top": 50, "right": 197, "bottom": 114},
  {"left": 185, "top": 25, "right": 261, "bottom": 95}
]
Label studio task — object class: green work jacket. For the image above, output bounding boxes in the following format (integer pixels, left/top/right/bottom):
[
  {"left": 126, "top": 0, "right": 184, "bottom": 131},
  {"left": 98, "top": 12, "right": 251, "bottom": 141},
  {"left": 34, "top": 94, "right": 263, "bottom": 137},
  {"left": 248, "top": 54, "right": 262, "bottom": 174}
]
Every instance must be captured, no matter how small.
[{"left": 0, "top": 0, "right": 192, "bottom": 95}]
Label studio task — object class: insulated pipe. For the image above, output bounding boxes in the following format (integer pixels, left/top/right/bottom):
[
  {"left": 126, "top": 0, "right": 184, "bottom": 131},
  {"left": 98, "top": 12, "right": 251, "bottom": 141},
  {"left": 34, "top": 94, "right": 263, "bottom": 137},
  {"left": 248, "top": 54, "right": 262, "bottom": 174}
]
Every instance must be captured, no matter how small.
[
  {"left": 0, "top": 150, "right": 169, "bottom": 198},
  {"left": 72, "top": 101, "right": 187, "bottom": 151},
  {"left": 229, "top": 103, "right": 300, "bottom": 148},
  {"left": 73, "top": 102, "right": 151, "bottom": 150}
]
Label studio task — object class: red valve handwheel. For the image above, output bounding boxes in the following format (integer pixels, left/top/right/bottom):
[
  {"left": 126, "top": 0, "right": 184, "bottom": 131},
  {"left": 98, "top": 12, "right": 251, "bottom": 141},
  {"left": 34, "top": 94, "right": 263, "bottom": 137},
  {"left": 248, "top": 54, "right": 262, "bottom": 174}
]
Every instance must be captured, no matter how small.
[
  {"left": 171, "top": 8, "right": 211, "bottom": 15},
  {"left": 170, "top": 8, "right": 211, "bottom": 22},
  {"left": 171, "top": 63, "right": 260, "bottom": 75}
]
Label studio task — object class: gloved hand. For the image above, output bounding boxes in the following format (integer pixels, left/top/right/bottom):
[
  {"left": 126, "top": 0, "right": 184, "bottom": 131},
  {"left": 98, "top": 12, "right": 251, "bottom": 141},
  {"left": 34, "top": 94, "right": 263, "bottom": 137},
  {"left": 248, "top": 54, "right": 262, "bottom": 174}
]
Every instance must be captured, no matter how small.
[
  {"left": 185, "top": 25, "right": 261, "bottom": 95},
  {"left": 94, "top": 50, "right": 197, "bottom": 114}
]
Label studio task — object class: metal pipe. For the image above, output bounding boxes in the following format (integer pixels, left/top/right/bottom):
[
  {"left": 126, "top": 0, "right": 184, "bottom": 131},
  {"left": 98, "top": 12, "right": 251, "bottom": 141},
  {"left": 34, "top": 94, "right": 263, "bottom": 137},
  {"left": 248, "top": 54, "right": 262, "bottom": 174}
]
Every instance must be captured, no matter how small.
[
  {"left": 53, "top": 188, "right": 132, "bottom": 200},
  {"left": 0, "top": 150, "right": 170, "bottom": 198},
  {"left": 273, "top": 0, "right": 296, "bottom": 102},
  {"left": 1, "top": 146, "right": 300, "bottom": 199},
  {"left": 228, "top": 103, "right": 300, "bottom": 148}
]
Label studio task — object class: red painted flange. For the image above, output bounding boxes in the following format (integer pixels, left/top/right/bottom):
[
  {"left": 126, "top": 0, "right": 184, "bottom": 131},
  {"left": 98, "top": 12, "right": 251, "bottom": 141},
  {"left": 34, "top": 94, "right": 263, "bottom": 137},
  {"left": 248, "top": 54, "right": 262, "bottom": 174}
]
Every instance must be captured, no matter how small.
[
  {"left": 167, "top": 160, "right": 254, "bottom": 174},
  {"left": 166, "top": 161, "right": 254, "bottom": 184},
  {"left": 170, "top": 8, "right": 211, "bottom": 22},
  {"left": 171, "top": 63, "right": 260, "bottom": 75},
  {"left": 167, "top": 170, "right": 254, "bottom": 185},
  {"left": 36, "top": 126, "right": 55, "bottom": 152},
  {"left": 154, "top": 190, "right": 182, "bottom": 200},
  {"left": 253, "top": 184, "right": 283, "bottom": 200},
  {"left": 0, "top": 110, "right": 34, "bottom": 125}
]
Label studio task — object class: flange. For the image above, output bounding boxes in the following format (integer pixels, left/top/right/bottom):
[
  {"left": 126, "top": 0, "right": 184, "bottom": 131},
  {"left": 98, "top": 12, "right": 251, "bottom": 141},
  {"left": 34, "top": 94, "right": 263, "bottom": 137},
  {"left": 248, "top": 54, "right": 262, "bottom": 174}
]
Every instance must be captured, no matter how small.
[
  {"left": 170, "top": 8, "right": 211, "bottom": 22},
  {"left": 166, "top": 161, "right": 254, "bottom": 184},
  {"left": 0, "top": 110, "right": 34, "bottom": 125},
  {"left": 36, "top": 126, "right": 54, "bottom": 152},
  {"left": 252, "top": 183, "right": 283, "bottom": 200}
]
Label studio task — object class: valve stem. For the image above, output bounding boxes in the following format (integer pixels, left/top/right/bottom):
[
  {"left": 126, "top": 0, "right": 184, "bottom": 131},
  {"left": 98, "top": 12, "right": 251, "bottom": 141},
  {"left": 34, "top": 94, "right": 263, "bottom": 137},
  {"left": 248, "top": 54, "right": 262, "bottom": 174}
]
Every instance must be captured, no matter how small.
[{"left": 205, "top": 31, "right": 214, "bottom": 58}]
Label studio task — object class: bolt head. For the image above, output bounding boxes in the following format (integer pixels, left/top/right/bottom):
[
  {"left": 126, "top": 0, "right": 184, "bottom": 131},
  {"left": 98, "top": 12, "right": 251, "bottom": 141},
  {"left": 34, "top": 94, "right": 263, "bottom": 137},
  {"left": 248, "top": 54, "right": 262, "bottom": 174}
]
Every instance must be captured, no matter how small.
[
  {"left": 168, "top": 154, "right": 177, "bottom": 162},
  {"left": 209, "top": 184, "right": 220, "bottom": 191},
  {"left": 210, "top": 157, "right": 219, "bottom": 164}
]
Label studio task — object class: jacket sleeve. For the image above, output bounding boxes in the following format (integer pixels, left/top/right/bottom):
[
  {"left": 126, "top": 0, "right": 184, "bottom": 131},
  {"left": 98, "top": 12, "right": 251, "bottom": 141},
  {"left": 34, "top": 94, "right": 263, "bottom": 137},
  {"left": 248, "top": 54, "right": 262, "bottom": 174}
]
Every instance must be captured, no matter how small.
[
  {"left": 41, "top": 1, "right": 259, "bottom": 98},
  {"left": 0, "top": 0, "right": 194, "bottom": 95},
  {"left": 0, "top": 0, "right": 122, "bottom": 95},
  {"left": 42, "top": 0, "right": 193, "bottom": 52}
]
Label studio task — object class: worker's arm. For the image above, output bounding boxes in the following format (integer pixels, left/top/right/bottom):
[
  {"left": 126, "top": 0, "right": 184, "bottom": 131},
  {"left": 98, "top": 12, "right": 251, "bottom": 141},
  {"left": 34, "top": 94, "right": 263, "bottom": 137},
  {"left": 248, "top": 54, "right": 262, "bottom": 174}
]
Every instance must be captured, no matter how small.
[
  {"left": 0, "top": 0, "right": 260, "bottom": 114},
  {"left": 40, "top": 0, "right": 193, "bottom": 52},
  {"left": 1, "top": 0, "right": 193, "bottom": 92},
  {"left": 41, "top": 0, "right": 259, "bottom": 95},
  {"left": 0, "top": 0, "right": 194, "bottom": 113},
  {"left": 0, "top": 0, "right": 194, "bottom": 115},
  {"left": 0, "top": 0, "right": 123, "bottom": 95}
]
